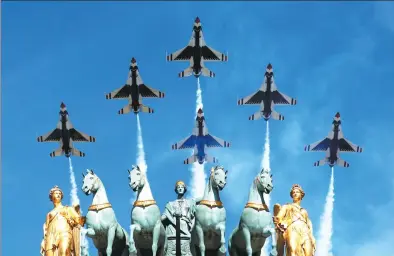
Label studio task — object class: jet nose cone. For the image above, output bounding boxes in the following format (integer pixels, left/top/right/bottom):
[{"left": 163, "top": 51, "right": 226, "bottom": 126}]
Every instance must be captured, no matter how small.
[
  {"left": 195, "top": 17, "right": 200, "bottom": 23},
  {"left": 60, "top": 102, "right": 66, "bottom": 108},
  {"left": 131, "top": 57, "right": 137, "bottom": 64},
  {"left": 335, "top": 112, "right": 340, "bottom": 118},
  {"left": 267, "top": 63, "right": 273, "bottom": 70}
]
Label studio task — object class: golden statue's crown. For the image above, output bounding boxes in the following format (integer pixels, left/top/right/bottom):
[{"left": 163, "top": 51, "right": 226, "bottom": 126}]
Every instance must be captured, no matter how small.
[
  {"left": 50, "top": 185, "right": 63, "bottom": 194},
  {"left": 175, "top": 180, "right": 186, "bottom": 187}
]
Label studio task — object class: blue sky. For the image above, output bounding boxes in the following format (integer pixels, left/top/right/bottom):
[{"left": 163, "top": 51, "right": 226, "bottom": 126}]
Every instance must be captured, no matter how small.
[{"left": 2, "top": 2, "right": 394, "bottom": 255}]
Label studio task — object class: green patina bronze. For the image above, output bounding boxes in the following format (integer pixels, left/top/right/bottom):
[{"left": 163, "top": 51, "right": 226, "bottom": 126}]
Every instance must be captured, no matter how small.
[
  {"left": 81, "top": 169, "right": 130, "bottom": 256},
  {"left": 128, "top": 165, "right": 166, "bottom": 256},
  {"left": 161, "top": 180, "right": 196, "bottom": 256},
  {"left": 191, "top": 166, "right": 228, "bottom": 256},
  {"left": 228, "top": 169, "right": 278, "bottom": 256}
]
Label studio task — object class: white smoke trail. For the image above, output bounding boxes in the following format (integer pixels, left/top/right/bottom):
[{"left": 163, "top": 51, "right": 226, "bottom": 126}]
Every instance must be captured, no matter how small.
[
  {"left": 68, "top": 157, "right": 79, "bottom": 206},
  {"left": 68, "top": 158, "right": 89, "bottom": 254},
  {"left": 136, "top": 114, "right": 148, "bottom": 174},
  {"left": 195, "top": 77, "right": 204, "bottom": 113},
  {"left": 129, "top": 114, "right": 149, "bottom": 206},
  {"left": 190, "top": 78, "right": 206, "bottom": 199},
  {"left": 316, "top": 167, "right": 335, "bottom": 256},
  {"left": 261, "top": 121, "right": 271, "bottom": 256},
  {"left": 261, "top": 121, "right": 271, "bottom": 208}
]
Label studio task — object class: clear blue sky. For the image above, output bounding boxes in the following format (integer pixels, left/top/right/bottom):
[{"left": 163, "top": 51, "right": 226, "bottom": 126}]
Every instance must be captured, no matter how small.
[{"left": 2, "top": 2, "right": 394, "bottom": 255}]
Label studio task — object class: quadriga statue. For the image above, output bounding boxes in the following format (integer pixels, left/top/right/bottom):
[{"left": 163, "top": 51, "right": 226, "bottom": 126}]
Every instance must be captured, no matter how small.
[
  {"left": 273, "top": 184, "right": 316, "bottom": 256},
  {"left": 161, "top": 180, "right": 197, "bottom": 256},
  {"left": 40, "top": 185, "right": 86, "bottom": 256}
]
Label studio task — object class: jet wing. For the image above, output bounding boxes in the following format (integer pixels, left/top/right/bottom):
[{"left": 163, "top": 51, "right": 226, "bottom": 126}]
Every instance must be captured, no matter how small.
[
  {"left": 138, "top": 84, "right": 165, "bottom": 98},
  {"left": 69, "top": 128, "right": 96, "bottom": 142},
  {"left": 201, "top": 46, "right": 228, "bottom": 62},
  {"left": 171, "top": 135, "right": 197, "bottom": 150},
  {"left": 105, "top": 84, "right": 130, "bottom": 99},
  {"left": 167, "top": 35, "right": 195, "bottom": 61},
  {"left": 37, "top": 128, "right": 62, "bottom": 142},
  {"left": 237, "top": 91, "right": 266, "bottom": 105},
  {"left": 167, "top": 46, "right": 194, "bottom": 61},
  {"left": 338, "top": 138, "right": 363, "bottom": 153},
  {"left": 271, "top": 90, "right": 297, "bottom": 105},
  {"left": 204, "top": 134, "right": 231, "bottom": 148},
  {"left": 304, "top": 138, "right": 331, "bottom": 152}
]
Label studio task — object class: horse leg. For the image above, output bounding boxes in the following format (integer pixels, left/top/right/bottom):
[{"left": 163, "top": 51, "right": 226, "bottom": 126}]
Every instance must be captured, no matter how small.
[
  {"left": 216, "top": 222, "right": 226, "bottom": 255},
  {"left": 228, "top": 227, "right": 238, "bottom": 256},
  {"left": 85, "top": 227, "right": 97, "bottom": 238},
  {"left": 152, "top": 219, "right": 161, "bottom": 256},
  {"left": 264, "top": 225, "right": 278, "bottom": 256},
  {"left": 106, "top": 225, "right": 116, "bottom": 256},
  {"left": 129, "top": 224, "right": 141, "bottom": 256},
  {"left": 195, "top": 222, "right": 205, "bottom": 256},
  {"left": 240, "top": 225, "right": 252, "bottom": 256}
]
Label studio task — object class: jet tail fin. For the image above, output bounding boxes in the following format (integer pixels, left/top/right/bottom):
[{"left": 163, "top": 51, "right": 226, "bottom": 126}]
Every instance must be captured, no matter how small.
[
  {"left": 271, "top": 110, "right": 285, "bottom": 121},
  {"left": 118, "top": 105, "right": 132, "bottom": 115},
  {"left": 201, "top": 67, "right": 215, "bottom": 77},
  {"left": 336, "top": 158, "right": 350, "bottom": 167},
  {"left": 50, "top": 147, "right": 64, "bottom": 157},
  {"left": 249, "top": 111, "right": 264, "bottom": 121},
  {"left": 140, "top": 104, "right": 154, "bottom": 113},
  {"left": 313, "top": 158, "right": 327, "bottom": 167},
  {"left": 183, "top": 155, "right": 197, "bottom": 164},
  {"left": 71, "top": 147, "right": 86, "bottom": 157},
  {"left": 179, "top": 67, "right": 194, "bottom": 78},
  {"left": 205, "top": 154, "right": 219, "bottom": 164}
]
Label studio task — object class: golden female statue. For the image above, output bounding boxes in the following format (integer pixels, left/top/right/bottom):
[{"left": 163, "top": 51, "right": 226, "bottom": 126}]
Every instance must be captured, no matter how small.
[
  {"left": 273, "top": 184, "right": 316, "bottom": 256},
  {"left": 40, "top": 185, "right": 85, "bottom": 256}
]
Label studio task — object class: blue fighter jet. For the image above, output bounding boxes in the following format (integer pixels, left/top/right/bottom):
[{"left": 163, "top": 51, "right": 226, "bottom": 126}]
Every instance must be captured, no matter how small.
[{"left": 171, "top": 108, "right": 230, "bottom": 164}]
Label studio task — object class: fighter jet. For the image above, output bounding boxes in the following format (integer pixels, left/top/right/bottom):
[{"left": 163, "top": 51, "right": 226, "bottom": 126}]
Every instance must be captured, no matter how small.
[
  {"left": 237, "top": 64, "right": 297, "bottom": 121},
  {"left": 105, "top": 58, "right": 165, "bottom": 115},
  {"left": 166, "top": 17, "right": 228, "bottom": 78},
  {"left": 171, "top": 108, "right": 230, "bottom": 164},
  {"left": 37, "top": 103, "right": 96, "bottom": 157},
  {"left": 304, "top": 112, "right": 363, "bottom": 168}
]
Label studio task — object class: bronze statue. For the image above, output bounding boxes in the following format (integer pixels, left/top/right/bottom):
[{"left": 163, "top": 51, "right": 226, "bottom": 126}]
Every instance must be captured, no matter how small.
[
  {"left": 161, "top": 180, "right": 196, "bottom": 256},
  {"left": 40, "top": 185, "right": 85, "bottom": 256},
  {"left": 273, "top": 184, "right": 316, "bottom": 256}
]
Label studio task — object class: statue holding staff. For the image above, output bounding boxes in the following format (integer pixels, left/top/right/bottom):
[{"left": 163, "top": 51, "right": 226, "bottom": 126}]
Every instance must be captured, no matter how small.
[{"left": 161, "top": 180, "right": 196, "bottom": 256}]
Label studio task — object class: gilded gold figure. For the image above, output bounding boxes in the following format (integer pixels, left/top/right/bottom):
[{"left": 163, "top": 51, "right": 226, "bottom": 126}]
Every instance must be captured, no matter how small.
[
  {"left": 273, "top": 184, "right": 316, "bottom": 256},
  {"left": 40, "top": 185, "right": 85, "bottom": 256}
]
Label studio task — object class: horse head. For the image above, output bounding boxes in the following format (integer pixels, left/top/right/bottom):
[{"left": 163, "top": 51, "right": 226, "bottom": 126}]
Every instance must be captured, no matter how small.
[
  {"left": 210, "top": 165, "right": 228, "bottom": 191},
  {"left": 82, "top": 169, "right": 101, "bottom": 195},
  {"left": 256, "top": 168, "right": 274, "bottom": 194},
  {"left": 128, "top": 165, "right": 146, "bottom": 192}
]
